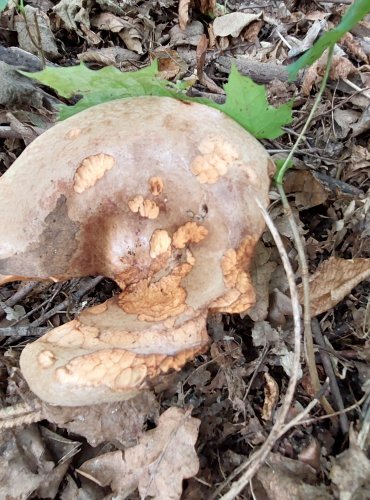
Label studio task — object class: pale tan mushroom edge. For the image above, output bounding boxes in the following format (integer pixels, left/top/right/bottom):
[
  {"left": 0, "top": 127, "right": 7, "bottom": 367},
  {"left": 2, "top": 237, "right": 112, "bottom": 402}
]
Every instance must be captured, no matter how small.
[{"left": 0, "top": 96, "right": 274, "bottom": 406}]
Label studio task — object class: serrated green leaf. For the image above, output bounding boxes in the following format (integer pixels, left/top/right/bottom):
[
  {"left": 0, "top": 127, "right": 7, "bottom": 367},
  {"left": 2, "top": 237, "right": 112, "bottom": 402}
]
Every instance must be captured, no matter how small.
[
  {"left": 22, "top": 61, "right": 181, "bottom": 119},
  {"left": 217, "top": 65, "right": 293, "bottom": 139},
  {"left": 288, "top": 0, "right": 370, "bottom": 80},
  {"left": 189, "top": 66, "right": 293, "bottom": 139}
]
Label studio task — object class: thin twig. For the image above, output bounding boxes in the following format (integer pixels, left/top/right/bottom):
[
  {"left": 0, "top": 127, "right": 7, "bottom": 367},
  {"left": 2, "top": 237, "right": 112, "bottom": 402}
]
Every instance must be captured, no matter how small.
[
  {"left": 276, "top": 45, "right": 336, "bottom": 420},
  {"left": 30, "top": 276, "right": 104, "bottom": 327},
  {"left": 214, "top": 196, "right": 302, "bottom": 499},
  {"left": 10, "top": 283, "right": 62, "bottom": 326},
  {"left": 278, "top": 184, "right": 335, "bottom": 419},
  {"left": 312, "top": 318, "right": 349, "bottom": 433},
  {"left": 0, "top": 411, "right": 43, "bottom": 429},
  {"left": 0, "top": 326, "right": 49, "bottom": 337},
  {"left": 276, "top": 45, "right": 335, "bottom": 183}
]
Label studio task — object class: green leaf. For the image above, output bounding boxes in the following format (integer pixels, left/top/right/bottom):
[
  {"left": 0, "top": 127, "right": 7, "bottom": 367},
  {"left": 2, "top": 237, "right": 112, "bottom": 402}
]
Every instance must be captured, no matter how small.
[
  {"left": 215, "top": 65, "right": 293, "bottom": 139},
  {"left": 23, "top": 61, "right": 292, "bottom": 138},
  {"left": 0, "top": 0, "right": 8, "bottom": 12},
  {"left": 22, "top": 61, "right": 181, "bottom": 120},
  {"left": 288, "top": 0, "right": 370, "bottom": 80}
]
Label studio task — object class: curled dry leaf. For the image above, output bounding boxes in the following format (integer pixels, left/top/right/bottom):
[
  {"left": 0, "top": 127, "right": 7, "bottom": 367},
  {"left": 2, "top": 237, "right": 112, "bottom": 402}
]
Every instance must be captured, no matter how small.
[
  {"left": 213, "top": 12, "right": 261, "bottom": 38},
  {"left": 0, "top": 426, "right": 74, "bottom": 499},
  {"left": 91, "top": 12, "right": 131, "bottom": 32},
  {"left": 78, "top": 46, "right": 140, "bottom": 65},
  {"left": 53, "top": 0, "right": 92, "bottom": 33},
  {"left": 256, "top": 453, "right": 330, "bottom": 499},
  {"left": 79, "top": 407, "right": 200, "bottom": 500},
  {"left": 246, "top": 242, "right": 277, "bottom": 322},
  {"left": 288, "top": 20, "right": 326, "bottom": 58},
  {"left": 15, "top": 5, "right": 60, "bottom": 60},
  {"left": 330, "top": 436, "right": 370, "bottom": 499},
  {"left": 302, "top": 54, "right": 357, "bottom": 95},
  {"left": 283, "top": 170, "right": 329, "bottom": 209},
  {"left": 196, "top": 34, "right": 224, "bottom": 94},
  {"left": 299, "top": 257, "right": 370, "bottom": 316},
  {"left": 169, "top": 21, "right": 204, "bottom": 47},
  {"left": 262, "top": 372, "right": 279, "bottom": 421},
  {"left": 152, "top": 48, "right": 188, "bottom": 80},
  {"left": 179, "top": 0, "right": 191, "bottom": 30},
  {"left": 43, "top": 391, "right": 159, "bottom": 447},
  {"left": 179, "top": 0, "right": 216, "bottom": 30}
]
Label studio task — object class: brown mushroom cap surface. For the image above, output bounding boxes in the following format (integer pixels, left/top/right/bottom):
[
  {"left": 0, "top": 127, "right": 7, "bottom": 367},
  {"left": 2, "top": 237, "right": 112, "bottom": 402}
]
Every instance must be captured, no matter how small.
[{"left": 0, "top": 96, "right": 273, "bottom": 406}]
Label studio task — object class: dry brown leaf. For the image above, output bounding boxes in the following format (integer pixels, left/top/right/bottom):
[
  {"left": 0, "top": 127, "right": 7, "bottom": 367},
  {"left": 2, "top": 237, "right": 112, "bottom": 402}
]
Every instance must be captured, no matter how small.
[
  {"left": 341, "top": 32, "right": 369, "bottom": 64},
  {"left": 350, "top": 144, "right": 370, "bottom": 171},
  {"left": 288, "top": 20, "right": 326, "bottom": 58},
  {"left": 79, "top": 407, "right": 200, "bottom": 499},
  {"left": 53, "top": 0, "right": 92, "bottom": 33},
  {"left": 262, "top": 372, "right": 279, "bottom": 421},
  {"left": 91, "top": 12, "right": 131, "bottom": 32},
  {"left": 78, "top": 47, "right": 140, "bottom": 65},
  {"left": 198, "top": 0, "right": 216, "bottom": 15},
  {"left": 243, "top": 20, "right": 264, "bottom": 42},
  {"left": 333, "top": 108, "right": 361, "bottom": 138},
  {"left": 44, "top": 392, "right": 159, "bottom": 447},
  {"left": 302, "top": 54, "right": 357, "bottom": 95},
  {"left": 213, "top": 12, "right": 261, "bottom": 38},
  {"left": 153, "top": 48, "right": 188, "bottom": 80},
  {"left": 119, "top": 27, "right": 144, "bottom": 54},
  {"left": 0, "top": 426, "right": 74, "bottom": 499},
  {"left": 179, "top": 0, "right": 191, "bottom": 30},
  {"left": 247, "top": 242, "right": 277, "bottom": 322},
  {"left": 256, "top": 453, "right": 330, "bottom": 499},
  {"left": 283, "top": 170, "right": 329, "bottom": 208},
  {"left": 299, "top": 257, "right": 370, "bottom": 316},
  {"left": 330, "top": 434, "right": 370, "bottom": 498},
  {"left": 15, "top": 5, "right": 60, "bottom": 60},
  {"left": 330, "top": 55, "right": 357, "bottom": 80},
  {"left": 170, "top": 21, "right": 204, "bottom": 47},
  {"left": 196, "top": 34, "right": 224, "bottom": 93}
]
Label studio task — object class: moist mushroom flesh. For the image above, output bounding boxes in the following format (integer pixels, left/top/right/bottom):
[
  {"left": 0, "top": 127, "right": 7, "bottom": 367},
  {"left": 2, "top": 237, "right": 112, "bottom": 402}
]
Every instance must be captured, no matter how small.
[{"left": 0, "top": 96, "right": 274, "bottom": 406}]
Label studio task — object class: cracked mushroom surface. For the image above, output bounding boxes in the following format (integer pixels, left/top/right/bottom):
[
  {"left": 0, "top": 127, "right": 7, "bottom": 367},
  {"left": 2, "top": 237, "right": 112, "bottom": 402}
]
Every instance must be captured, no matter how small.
[{"left": 0, "top": 96, "right": 273, "bottom": 406}]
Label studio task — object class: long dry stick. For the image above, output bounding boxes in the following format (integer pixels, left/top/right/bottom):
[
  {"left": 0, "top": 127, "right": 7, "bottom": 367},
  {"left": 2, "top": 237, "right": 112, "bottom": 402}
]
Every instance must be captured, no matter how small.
[
  {"left": 276, "top": 46, "right": 336, "bottom": 420},
  {"left": 213, "top": 196, "right": 302, "bottom": 499}
]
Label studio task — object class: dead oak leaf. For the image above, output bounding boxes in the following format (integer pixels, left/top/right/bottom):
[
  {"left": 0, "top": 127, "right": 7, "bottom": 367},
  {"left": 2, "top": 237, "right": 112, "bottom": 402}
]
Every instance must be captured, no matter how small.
[
  {"left": 79, "top": 407, "right": 200, "bottom": 500},
  {"left": 299, "top": 257, "right": 370, "bottom": 316},
  {"left": 302, "top": 54, "right": 357, "bottom": 95}
]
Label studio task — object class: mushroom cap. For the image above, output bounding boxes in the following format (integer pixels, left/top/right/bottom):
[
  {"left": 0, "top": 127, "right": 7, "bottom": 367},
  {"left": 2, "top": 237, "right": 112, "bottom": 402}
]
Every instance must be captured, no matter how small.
[{"left": 0, "top": 96, "right": 273, "bottom": 405}]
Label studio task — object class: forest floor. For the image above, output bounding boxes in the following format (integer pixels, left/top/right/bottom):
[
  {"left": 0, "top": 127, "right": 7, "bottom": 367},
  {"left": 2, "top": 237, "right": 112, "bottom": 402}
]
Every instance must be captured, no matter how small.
[{"left": 0, "top": 0, "right": 369, "bottom": 499}]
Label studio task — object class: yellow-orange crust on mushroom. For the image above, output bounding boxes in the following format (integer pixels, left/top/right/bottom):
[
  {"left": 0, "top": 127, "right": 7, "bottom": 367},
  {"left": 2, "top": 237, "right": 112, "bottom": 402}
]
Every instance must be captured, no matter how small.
[
  {"left": 190, "top": 137, "right": 240, "bottom": 183},
  {"left": 150, "top": 229, "right": 172, "bottom": 258},
  {"left": 118, "top": 263, "right": 192, "bottom": 321},
  {"left": 172, "top": 222, "right": 208, "bottom": 249},
  {"left": 73, "top": 153, "right": 115, "bottom": 193},
  {"left": 149, "top": 176, "right": 164, "bottom": 196},
  {"left": 128, "top": 195, "right": 160, "bottom": 219},
  {"left": 210, "top": 237, "right": 257, "bottom": 313}
]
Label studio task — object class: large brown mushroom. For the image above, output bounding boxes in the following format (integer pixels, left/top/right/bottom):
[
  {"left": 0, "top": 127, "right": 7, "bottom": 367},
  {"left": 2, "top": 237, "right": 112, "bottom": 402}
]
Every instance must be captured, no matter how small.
[{"left": 0, "top": 96, "right": 273, "bottom": 406}]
